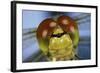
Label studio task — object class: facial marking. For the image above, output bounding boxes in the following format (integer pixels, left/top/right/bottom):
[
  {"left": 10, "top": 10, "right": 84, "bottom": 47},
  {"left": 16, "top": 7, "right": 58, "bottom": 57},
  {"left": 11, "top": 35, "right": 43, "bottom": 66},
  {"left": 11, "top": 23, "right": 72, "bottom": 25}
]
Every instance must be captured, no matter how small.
[
  {"left": 62, "top": 19, "right": 69, "bottom": 25},
  {"left": 49, "top": 22, "right": 57, "bottom": 27},
  {"left": 42, "top": 30, "right": 48, "bottom": 38},
  {"left": 70, "top": 26, "right": 74, "bottom": 32}
]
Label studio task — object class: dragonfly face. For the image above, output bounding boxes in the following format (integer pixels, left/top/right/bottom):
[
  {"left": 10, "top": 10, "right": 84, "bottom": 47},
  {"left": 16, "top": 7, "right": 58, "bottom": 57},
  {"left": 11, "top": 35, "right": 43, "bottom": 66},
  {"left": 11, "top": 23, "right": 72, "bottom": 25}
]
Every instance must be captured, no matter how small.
[
  {"left": 36, "top": 16, "right": 79, "bottom": 61},
  {"left": 48, "top": 27, "right": 74, "bottom": 61}
]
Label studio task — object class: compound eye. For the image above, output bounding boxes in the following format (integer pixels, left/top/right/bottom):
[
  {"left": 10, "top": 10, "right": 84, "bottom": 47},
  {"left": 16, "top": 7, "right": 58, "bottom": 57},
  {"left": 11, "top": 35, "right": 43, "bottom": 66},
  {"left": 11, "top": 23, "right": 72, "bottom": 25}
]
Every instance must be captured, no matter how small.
[
  {"left": 36, "top": 19, "right": 57, "bottom": 39},
  {"left": 62, "top": 19, "right": 69, "bottom": 25}
]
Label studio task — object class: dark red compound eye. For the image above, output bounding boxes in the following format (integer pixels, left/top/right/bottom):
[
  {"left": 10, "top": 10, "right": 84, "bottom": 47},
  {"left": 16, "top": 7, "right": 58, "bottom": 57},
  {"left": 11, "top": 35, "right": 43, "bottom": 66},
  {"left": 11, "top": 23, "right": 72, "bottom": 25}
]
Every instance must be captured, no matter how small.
[
  {"left": 36, "top": 18, "right": 57, "bottom": 39},
  {"left": 57, "top": 16, "right": 78, "bottom": 32}
]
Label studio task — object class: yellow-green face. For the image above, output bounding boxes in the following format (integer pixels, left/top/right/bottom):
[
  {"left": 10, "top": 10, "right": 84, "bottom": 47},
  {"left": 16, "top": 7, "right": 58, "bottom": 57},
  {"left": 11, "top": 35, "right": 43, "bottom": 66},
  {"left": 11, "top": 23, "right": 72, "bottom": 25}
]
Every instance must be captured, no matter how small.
[
  {"left": 52, "top": 27, "right": 64, "bottom": 35},
  {"left": 48, "top": 27, "right": 74, "bottom": 61},
  {"left": 49, "top": 34, "right": 72, "bottom": 50}
]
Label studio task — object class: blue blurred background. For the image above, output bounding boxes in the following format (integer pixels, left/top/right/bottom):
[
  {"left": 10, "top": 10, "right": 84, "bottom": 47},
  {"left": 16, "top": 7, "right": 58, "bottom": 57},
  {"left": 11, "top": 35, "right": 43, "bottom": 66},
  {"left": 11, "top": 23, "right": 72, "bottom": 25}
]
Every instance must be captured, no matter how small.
[{"left": 22, "top": 10, "right": 91, "bottom": 62}]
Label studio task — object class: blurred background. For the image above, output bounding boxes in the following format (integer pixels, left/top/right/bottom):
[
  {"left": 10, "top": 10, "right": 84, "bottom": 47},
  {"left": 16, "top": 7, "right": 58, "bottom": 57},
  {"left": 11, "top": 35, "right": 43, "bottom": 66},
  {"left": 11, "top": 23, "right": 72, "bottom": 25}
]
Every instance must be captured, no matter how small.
[{"left": 22, "top": 10, "right": 91, "bottom": 62}]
